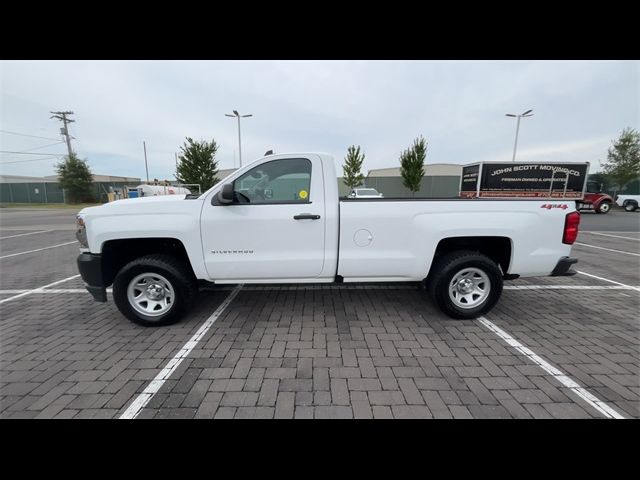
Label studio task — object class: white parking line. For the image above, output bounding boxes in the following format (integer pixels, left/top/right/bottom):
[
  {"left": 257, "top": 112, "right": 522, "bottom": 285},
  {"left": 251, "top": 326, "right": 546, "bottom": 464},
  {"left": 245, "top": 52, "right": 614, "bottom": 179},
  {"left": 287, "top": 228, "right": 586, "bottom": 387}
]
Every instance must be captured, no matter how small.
[
  {"left": 503, "top": 285, "right": 638, "bottom": 290},
  {"left": 583, "top": 232, "right": 640, "bottom": 241},
  {"left": 0, "top": 274, "right": 81, "bottom": 305},
  {"left": 574, "top": 242, "right": 639, "bottom": 257},
  {"left": 0, "top": 230, "right": 54, "bottom": 240},
  {"left": 0, "top": 289, "right": 95, "bottom": 294},
  {"left": 119, "top": 284, "right": 244, "bottom": 419},
  {"left": 577, "top": 270, "right": 640, "bottom": 292},
  {"left": 0, "top": 241, "right": 77, "bottom": 259},
  {"left": 478, "top": 316, "right": 625, "bottom": 419}
]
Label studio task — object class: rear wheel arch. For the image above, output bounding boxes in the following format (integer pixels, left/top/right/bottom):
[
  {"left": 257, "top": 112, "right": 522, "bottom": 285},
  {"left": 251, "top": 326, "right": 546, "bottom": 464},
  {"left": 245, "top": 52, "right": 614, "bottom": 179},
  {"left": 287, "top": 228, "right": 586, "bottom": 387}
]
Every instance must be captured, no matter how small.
[{"left": 428, "top": 236, "right": 513, "bottom": 278}]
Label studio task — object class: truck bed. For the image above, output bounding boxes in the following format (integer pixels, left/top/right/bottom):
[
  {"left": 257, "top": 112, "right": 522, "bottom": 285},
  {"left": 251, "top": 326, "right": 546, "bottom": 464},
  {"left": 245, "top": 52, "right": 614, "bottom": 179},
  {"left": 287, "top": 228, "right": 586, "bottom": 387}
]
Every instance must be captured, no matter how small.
[{"left": 337, "top": 198, "right": 574, "bottom": 281}]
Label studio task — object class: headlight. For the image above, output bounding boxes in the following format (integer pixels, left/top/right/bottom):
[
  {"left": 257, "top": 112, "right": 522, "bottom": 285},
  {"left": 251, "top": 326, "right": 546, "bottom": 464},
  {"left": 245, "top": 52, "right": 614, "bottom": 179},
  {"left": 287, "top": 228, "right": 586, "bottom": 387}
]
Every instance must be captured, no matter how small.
[{"left": 76, "top": 214, "right": 88, "bottom": 248}]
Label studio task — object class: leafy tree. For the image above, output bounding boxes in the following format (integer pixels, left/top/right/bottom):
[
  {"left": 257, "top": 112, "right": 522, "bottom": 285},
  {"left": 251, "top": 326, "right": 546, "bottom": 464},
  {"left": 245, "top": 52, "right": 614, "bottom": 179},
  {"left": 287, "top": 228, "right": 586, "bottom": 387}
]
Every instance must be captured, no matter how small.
[
  {"left": 400, "top": 136, "right": 427, "bottom": 196},
  {"left": 601, "top": 127, "right": 640, "bottom": 189},
  {"left": 342, "top": 145, "right": 366, "bottom": 189},
  {"left": 55, "top": 153, "right": 94, "bottom": 204},
  {"left": 175, "top": 137, "right": 219, "bottom": 192}
]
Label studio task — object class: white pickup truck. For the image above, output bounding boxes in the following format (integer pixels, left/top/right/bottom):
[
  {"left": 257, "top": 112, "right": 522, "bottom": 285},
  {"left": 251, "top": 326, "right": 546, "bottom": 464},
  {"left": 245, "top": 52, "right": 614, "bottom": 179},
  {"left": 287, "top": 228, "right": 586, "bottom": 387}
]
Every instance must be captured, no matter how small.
[
  {"left": 76, "top": 153, "right": 581, "bottom": 326},
  {"left": 615, "top": 194, "right": 639, "bottom": 212}
]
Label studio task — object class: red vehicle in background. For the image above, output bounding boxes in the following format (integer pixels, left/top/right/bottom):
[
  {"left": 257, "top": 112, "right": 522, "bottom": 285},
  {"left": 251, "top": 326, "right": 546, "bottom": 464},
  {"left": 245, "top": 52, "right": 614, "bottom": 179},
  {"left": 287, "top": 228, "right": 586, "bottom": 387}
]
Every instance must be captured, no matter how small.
[{"left": 576, "top": 180, "right": 614, "bottom": 214}]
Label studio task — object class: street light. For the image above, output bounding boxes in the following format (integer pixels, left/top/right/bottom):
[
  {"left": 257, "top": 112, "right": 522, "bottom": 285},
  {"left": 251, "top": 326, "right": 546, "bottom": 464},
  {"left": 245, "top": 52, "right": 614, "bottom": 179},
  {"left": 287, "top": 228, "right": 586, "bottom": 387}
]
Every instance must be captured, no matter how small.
[
  {"left": 225, "top": 110, "right": 253, "bottom": 167},
  {"left": 505, "top": 109, "right": 534, "bottom": 162}
]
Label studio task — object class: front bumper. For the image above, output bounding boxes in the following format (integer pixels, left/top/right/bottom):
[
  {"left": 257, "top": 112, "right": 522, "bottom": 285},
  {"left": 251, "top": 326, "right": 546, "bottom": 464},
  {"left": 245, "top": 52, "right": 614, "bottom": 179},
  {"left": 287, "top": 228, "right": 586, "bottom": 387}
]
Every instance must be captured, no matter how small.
[
  {"left": 77, "top": 253, "right": 107, "bottom": 302},
  {"left": 550, "top": 256, "right": 578, "bottom": 276}
]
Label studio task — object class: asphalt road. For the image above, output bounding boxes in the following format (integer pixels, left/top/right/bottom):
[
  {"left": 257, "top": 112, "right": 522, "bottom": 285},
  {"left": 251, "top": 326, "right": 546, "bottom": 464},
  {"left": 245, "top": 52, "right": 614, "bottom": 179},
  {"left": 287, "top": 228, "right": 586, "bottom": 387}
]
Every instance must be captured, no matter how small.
[{"left": 580, "top": 209, "right": 639, "bottom": 232}]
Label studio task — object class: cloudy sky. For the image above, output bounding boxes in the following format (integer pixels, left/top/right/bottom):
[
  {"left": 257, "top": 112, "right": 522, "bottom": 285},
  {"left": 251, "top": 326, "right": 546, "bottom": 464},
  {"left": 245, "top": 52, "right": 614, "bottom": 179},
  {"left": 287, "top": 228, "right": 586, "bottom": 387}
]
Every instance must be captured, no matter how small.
[{"left": 1, "top": 60, "right": 638, "bottom": 180}]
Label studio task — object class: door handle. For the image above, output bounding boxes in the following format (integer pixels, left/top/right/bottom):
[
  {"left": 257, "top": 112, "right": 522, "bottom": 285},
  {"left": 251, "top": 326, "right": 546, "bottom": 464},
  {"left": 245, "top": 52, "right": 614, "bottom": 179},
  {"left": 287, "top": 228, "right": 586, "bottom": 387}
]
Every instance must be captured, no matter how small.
[{"left": 293, "top": 213, "right": 321, "bottom": 220}]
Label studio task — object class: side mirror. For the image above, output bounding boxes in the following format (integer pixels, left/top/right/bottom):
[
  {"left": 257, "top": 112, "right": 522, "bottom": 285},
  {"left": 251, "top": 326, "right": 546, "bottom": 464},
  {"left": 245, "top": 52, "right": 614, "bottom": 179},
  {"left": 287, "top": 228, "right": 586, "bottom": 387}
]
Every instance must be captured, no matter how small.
[{"left": 218, "top": 183, "right": 234, "bottom": 204}]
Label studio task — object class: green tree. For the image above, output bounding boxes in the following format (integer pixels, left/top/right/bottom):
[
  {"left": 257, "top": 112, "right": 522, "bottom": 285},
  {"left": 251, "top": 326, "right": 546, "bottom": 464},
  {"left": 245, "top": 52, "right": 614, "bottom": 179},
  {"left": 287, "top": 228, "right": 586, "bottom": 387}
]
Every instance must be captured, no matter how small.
[
  {"left": 175, "top": 137, "right": 219, "bottom": 192},
  {"left": 400, "top": 136, "right": 427, "bottom": 196},
  {"left": 55, "top": 153, "right": 94, "bottom": 204},
  {"left": 342, "top": 145, "right": 366, "bottom": 189},
  {"left": 601, "top": 127, "right": 640, "bottom": 189}
]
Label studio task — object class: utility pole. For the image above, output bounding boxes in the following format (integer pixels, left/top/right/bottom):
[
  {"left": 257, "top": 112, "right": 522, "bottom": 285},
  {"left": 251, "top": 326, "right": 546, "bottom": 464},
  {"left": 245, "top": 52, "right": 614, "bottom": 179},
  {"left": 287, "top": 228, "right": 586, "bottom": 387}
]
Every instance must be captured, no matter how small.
[
  {"left": 143, "top": 141, "right": 149, "bottom": 182},
  {"left": 175, "top": 152, "right": 178, "bottom": 172},
  {"left": 50, "top": 111, "right": 75, "bottom": 158}
]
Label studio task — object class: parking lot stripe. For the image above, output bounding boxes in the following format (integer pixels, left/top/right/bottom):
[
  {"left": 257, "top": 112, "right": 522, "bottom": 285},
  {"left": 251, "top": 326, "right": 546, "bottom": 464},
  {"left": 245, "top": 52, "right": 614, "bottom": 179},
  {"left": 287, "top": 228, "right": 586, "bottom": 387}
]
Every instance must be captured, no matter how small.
[
  {"left": 574, "top": 242, "right": 639, "bottom": 257},
  {"left": 0, "top": 274, "right": 81, "bottom": 305},
  {"left": 0, "top": 230, "right": 54, "bottom": 240},
  {"left": 503, "top": 285, "right": 638, "bottom": 290},
  {"left": 583, "top": 232, "right": 640, "bottom": 241},
  {"left": 0, "top": 241, "right": 77, "bottom": 259},
  {"left": 119, "top": 284, "right": 244, "bottom": 419},
  {"left": 478, "top": 317, "right": 625, "bottom": 419},
  {"left": 577, "top": 270, "right": 640, "bottom": 292}
]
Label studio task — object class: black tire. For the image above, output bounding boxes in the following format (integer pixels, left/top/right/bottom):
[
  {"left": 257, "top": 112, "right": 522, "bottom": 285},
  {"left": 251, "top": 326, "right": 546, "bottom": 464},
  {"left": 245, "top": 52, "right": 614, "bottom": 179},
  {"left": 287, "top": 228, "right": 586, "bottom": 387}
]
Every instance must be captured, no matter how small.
[
  {"left": 427, "top": 250, "right": 503, "bottom": 320},
  {"left": 596, "top": 201, "right": 611, "bottom": 214},
  {"left": 113, "top": 254, "right": 198, "bottom": 327},
  {"left": 624, "top": 201, "right": 638, "bottom": 212}
]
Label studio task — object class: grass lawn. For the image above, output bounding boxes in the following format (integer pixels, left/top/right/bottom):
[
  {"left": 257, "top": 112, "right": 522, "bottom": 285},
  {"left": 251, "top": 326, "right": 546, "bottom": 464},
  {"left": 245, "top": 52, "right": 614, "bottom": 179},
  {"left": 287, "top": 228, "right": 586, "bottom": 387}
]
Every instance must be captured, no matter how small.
[{"left": 0, "top": 202, "right": 102, "bottom": 209}]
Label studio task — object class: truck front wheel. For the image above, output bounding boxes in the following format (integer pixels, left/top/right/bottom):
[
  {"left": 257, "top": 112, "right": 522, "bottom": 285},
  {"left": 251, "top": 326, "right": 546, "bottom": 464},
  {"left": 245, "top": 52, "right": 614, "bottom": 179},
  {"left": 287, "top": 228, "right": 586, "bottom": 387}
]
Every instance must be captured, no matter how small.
[
  {"left": 624, "top": 201, "right": 638, "bottom": 212},
  {"left": 113, "top": 254, "right": 198, "bottom": 327},
  {"left": 427, "top": 251, "right": 503, "bottom": 320},
  {"left": 596, "top": 201, "right": 611, "bottom": 214}
]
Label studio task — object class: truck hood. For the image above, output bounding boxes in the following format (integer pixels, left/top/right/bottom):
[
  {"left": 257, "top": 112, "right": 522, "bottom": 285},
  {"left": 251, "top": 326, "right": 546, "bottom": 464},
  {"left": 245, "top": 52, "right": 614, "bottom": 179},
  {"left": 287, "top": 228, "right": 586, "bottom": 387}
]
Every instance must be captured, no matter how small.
[{"left": 79, "top": 194, "right": 192, "bottom": 216}]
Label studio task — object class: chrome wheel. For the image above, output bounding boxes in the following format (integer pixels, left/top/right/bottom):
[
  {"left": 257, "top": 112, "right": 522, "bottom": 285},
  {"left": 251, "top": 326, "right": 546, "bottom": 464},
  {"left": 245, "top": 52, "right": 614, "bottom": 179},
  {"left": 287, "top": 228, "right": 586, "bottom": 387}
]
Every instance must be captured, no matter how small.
[
  {"left": 448, "top": 267, "right": 491, "bottom": 309},
  {"left": 127, "top": 273, "right": 175, "bottom": 317},
  {"left": 599, "top": 202, "right": 610, "bottom": 213}
]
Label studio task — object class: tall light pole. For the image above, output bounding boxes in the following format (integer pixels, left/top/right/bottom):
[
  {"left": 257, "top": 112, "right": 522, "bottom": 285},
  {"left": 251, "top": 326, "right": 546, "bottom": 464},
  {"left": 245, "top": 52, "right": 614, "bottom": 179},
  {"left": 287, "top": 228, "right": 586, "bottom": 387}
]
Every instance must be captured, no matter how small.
[
  {"left": 505, "top": 109, "right": 533, "bottom": 162},
  {"left": 225, "top": 110, "right": 252, "bottom": 167}
]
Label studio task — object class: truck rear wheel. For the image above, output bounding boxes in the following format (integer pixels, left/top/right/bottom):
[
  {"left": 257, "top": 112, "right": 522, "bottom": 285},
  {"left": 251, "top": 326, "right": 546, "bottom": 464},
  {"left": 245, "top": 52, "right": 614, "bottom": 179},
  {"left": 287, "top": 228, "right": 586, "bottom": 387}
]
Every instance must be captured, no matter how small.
[
  {"left": 427, "top": 250, "right": 503, "bottom": 320},
  {"left": 113, "top": 254, "right": 198, "bottom": 327}
]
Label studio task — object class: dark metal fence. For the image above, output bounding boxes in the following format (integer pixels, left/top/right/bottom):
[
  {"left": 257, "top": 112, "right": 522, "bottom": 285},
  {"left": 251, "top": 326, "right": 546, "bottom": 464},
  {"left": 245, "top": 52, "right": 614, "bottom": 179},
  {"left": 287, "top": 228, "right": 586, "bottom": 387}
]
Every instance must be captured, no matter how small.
[{"left": 0, "top": 182, "right": 140, "bottom": 204}]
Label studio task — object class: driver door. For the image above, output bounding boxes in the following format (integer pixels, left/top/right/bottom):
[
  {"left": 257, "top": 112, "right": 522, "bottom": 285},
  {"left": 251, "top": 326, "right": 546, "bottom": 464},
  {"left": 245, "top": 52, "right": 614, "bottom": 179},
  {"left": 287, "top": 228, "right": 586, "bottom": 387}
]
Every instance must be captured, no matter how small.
[{"left": 200, "top": 155, "right": 326, "bottom": 281}]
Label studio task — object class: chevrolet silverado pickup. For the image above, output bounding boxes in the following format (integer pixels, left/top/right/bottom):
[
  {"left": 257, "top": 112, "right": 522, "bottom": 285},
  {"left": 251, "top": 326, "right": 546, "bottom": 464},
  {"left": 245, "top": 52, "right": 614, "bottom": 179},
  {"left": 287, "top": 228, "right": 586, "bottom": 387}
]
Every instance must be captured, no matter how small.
[{"left": 76, "top": 153, "right": 581, "bottom": 326}]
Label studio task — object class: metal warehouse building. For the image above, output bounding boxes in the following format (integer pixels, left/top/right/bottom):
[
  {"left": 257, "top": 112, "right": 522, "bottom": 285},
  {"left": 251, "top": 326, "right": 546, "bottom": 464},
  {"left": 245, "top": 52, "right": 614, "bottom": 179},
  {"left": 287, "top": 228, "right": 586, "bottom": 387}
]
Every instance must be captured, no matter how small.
[{"left": 338, "top": 163, "right": 463, "bottom": 197}]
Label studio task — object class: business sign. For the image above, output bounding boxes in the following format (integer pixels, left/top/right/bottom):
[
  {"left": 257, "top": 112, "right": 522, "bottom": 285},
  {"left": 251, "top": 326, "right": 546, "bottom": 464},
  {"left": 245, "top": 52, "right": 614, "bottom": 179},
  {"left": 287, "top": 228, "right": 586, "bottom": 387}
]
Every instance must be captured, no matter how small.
[
  {"left": 460, "top": 162, "right": 589, "bottom": 199},
  {"left": 460, "top": 164, "right": 480, "bottom": 198}
]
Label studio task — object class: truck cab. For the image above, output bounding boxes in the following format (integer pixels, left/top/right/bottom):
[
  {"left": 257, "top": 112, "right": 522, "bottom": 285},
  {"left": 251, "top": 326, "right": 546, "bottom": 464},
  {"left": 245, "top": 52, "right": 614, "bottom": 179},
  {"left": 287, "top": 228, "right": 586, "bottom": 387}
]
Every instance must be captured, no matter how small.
[{"left": 577, "top": 181, "right": 613, "bottom": 214}]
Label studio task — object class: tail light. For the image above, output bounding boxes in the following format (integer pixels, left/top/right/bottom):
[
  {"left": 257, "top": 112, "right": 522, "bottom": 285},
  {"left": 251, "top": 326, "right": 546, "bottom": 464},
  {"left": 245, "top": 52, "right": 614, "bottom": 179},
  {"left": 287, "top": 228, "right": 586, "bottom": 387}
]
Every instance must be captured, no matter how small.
[{"left": 563, "top": 211, "right": 580, "bottom": 245}]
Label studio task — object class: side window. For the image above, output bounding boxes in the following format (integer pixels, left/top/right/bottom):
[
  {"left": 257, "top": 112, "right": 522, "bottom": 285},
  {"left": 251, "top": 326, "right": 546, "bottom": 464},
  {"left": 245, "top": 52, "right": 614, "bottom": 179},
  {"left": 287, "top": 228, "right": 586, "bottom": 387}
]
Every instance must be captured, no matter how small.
[{"left": 233, "top": 158, "right": 312, "bottom": 204}]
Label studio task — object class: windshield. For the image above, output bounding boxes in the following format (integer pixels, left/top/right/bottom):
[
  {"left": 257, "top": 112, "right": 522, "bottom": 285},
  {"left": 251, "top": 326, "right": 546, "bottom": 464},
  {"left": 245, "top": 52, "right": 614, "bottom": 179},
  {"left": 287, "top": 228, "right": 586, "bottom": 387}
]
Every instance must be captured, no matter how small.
[{"left": 356, "top": 189, "right": 379, "bottom": 195}]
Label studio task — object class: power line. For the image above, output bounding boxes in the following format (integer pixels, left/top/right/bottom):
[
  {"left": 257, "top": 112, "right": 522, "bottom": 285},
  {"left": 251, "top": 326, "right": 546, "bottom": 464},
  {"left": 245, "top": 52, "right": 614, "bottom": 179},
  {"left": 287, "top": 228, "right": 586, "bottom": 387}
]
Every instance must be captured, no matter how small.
[
  {"left": 0, "top": 129, "right": 61, "bottom": 142},
  {"left": 0, "top": 155, "right": 64, "bottom": 165},
  {"left": 0, "top": 150, "right": 67, "bottom": 156},
  {"left": 0, "top": 142, "right": 66, "bottom": 155}
]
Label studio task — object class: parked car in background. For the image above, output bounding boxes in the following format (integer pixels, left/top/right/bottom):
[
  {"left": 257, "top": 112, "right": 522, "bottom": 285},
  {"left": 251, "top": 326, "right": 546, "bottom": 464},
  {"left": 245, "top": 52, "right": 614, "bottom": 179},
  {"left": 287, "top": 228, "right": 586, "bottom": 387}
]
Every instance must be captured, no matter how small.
[
  {"left": 348, "top": 188, "right": 384, "bottom": 198},
  {"left": 576, "top": 181, "right": 613, "bottom": 214},
  {"left": 615, "top": 194, "right": 640, "bottom": 212}
]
